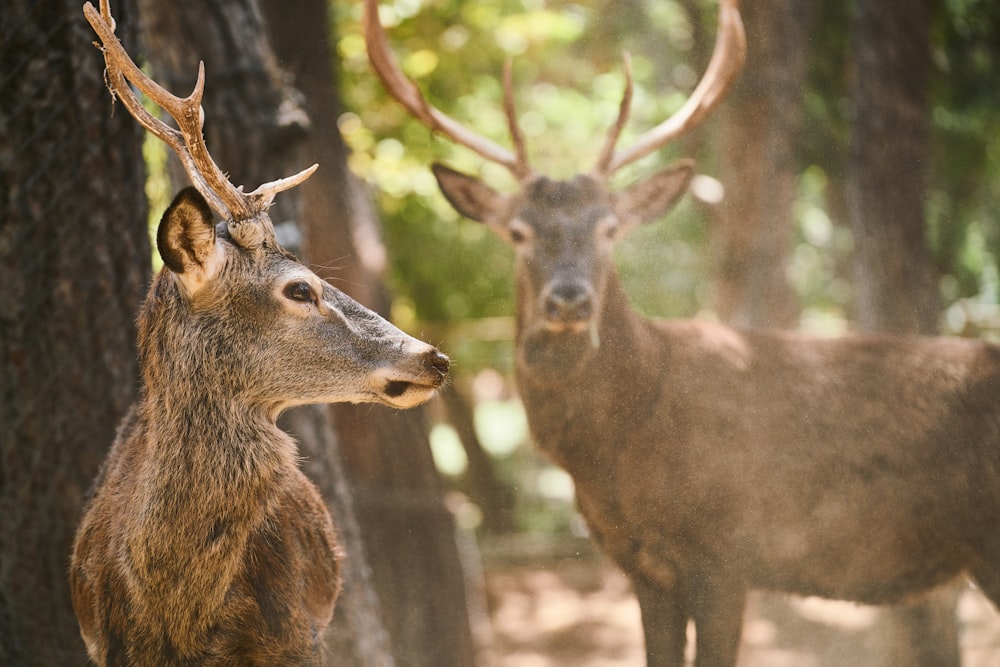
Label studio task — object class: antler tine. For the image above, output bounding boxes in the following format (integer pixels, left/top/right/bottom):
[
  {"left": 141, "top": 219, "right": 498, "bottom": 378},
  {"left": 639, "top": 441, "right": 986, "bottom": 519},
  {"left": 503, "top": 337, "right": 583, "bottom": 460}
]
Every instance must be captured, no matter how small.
[
  {"left": 502, "top": 59, "right": 532, "bottom": 181},
  {"left": 246, "top": 163, "right": 320, "bottom": 204},
  {"left": 595, "top": 0, "right": 746, "bottom": 178},
  {"left": 363, "top": 0, "right": 533, "bottom": 181},
  {"left": 84, "top": 0, "right": 317, "bottom": 224},
  {"left": 591, "top": 51, "right": 635, "bottom": 178}
]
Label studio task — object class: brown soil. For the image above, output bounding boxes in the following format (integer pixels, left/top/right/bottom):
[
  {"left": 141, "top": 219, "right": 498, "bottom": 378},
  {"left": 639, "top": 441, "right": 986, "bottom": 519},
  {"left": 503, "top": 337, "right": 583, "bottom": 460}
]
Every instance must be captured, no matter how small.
[{"left": 483, "top": 551, "right": 1000, "bottom": 667}]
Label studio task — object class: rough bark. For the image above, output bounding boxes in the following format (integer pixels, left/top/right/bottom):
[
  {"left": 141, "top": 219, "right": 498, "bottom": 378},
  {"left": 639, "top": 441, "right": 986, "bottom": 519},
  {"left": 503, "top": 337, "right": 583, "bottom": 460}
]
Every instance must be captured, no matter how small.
[{"left": 0, "top": 0, "right": 149, "bottom": 663}]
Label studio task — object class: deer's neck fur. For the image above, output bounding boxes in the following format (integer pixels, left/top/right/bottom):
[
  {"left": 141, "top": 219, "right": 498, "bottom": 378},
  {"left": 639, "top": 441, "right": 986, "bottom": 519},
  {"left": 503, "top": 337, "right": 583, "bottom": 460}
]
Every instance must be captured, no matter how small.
[
  {"left": 515, "top": 271, "right": 666, "bottom": 480},
  {"left": 114, "top": 276, "right": 298, "bottom": 644}
]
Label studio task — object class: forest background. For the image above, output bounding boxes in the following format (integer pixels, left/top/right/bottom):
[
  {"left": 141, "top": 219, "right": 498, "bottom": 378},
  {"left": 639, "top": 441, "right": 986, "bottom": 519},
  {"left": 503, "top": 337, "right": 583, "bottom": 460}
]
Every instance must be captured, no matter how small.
[{"left": 2, "top": 0, "right": 1000, "bottom": 665}]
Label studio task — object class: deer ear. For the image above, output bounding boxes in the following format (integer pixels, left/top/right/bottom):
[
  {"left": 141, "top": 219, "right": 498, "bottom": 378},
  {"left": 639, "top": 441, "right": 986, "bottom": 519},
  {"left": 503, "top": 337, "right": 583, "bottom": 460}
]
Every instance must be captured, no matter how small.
[
  {"left": 615, "top": 159, "right": 696, "bottom": 226},
  {"left": 432, "top": 163, "right": 507, "bottom": 224},
  {"left": 157, "top": 187, "right": 224, "bottom": 294}
]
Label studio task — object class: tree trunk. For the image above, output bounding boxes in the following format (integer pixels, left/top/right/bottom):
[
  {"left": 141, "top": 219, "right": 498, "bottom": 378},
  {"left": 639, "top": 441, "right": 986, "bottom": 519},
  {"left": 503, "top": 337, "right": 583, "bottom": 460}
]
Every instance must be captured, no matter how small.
[
  {"left": 261, "top": 1, "right": 479, "bottom": 664},
  {"left": 441, "top": 385, "right": 516, "bottom": 535},
  {"left": 849, "top": 2, "right": 961, "bottom": 666},
  {"left": 0, "top": 1, "right": 149, "bottom": 664},
  {"left": 713, "top": 0, "right": 814, "bottom": 328},
  {"left": 849, "top": 0, "right": 939, "bottom": 336},
  {"left": 136, "top": 0, "right": 397, "bottom": 663}
]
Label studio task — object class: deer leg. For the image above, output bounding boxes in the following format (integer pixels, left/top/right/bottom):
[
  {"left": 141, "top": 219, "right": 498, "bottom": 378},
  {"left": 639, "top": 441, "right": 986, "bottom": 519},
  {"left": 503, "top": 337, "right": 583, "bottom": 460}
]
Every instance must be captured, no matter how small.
[
  {"left": 689, "top": 577, "right": 745, "bottom": 667},
  {"left": 632, "top": 575, "right": 689, "bottom": 667}
]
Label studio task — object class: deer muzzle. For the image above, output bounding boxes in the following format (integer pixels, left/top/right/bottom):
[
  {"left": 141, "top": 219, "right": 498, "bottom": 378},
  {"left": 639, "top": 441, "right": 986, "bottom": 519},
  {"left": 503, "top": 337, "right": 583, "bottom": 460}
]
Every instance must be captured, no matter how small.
[
  {"left": 371, "top": 341, "right": 450, "bottom": 409},
  {"left": 541, "top": 279, "right": 595, "bottom": 333}
]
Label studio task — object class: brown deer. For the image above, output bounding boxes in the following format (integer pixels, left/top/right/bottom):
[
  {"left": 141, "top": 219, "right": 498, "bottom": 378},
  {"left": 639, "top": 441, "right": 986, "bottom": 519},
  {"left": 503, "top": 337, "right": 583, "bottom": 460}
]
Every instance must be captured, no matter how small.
[
  {"left": 366, "top": 0, "right": 1000, "bottom": 665},
  {"left": 71, "top": 2, "right": 449, "bottom": 665}
]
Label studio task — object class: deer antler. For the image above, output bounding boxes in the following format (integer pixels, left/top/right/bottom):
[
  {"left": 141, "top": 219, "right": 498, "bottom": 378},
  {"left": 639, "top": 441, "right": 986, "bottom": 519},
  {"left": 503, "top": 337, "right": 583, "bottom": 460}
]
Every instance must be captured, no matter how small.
[
  {"left": 83, "top": 0, "right": 317, "bottom": 234},
  {"left": 363, "top": 0, "right": 533, "bottom": 182},
  {"left": 592, "top": 0, "right": 746, "bottom": 178}
]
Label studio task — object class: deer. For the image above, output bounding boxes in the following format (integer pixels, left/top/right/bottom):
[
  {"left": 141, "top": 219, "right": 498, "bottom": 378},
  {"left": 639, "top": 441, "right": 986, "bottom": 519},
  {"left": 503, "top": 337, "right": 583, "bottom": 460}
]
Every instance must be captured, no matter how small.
[
  {"left": 365, "top": 0, "right": 1000, "bottom": 665},
  {"left": 70, "top": 2, "right": 449, "bottom": 665}
]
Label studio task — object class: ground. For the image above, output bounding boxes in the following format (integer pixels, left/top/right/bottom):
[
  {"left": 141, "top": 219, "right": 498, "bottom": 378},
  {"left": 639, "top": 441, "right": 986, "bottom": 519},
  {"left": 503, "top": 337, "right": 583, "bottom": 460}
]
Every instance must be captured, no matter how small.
[{"left": 481, "top": 538, "right": 1000, "bottom": 667}]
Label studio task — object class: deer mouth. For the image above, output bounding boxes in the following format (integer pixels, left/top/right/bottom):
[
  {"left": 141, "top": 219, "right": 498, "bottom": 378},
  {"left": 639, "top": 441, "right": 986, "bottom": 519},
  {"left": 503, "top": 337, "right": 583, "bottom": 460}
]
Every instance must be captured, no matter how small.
[
  {"left": 371, "top": 349, "right": 450, "bottom": 409},
  {"left": 543, "top": 318, "right": 591, "bottom": 335}
]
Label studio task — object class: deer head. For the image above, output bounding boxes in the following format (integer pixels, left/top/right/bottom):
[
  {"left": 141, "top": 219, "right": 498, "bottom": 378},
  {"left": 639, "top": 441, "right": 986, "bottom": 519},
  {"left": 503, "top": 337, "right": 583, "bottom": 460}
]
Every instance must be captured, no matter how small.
[
  {"left": 365, "top": 0, "right": 744, "bottom": 375},
  {"left": 85, "top": 0, "right": 448, "bottom": 412}
]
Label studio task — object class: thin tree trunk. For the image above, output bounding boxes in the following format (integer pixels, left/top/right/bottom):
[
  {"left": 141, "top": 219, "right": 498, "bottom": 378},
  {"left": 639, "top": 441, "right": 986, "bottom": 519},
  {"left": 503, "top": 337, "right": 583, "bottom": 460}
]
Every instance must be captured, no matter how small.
[
  {"left": 849, "top": 0, "right": 939, "bottom": 336},
  {"left": 441, "top": 385, "right": 516, "bottom": 535},
  {"left": 0, "top": 1, "right": 149, "bottom": 663},
  {"left": 713, "top": 0, "right": 814, "bottom": 328}
]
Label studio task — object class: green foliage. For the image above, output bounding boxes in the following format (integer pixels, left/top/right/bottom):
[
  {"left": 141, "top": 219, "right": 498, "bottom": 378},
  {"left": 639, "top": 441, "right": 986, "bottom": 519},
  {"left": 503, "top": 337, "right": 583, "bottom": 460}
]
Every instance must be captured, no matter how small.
[{"left": 929, "top": 0, "right": 1000, "bottom": 306}]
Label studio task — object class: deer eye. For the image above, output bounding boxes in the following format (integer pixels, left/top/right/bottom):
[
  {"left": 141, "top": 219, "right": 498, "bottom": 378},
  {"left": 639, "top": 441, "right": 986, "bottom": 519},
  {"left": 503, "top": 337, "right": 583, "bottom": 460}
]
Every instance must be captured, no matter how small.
[
  {"left": 283, "top": 281, "right": 316, "bottom": 304},
  {"left": 597, "top": 216, "right": 620, "bottom": 240},
  {"left": 507, "top": 220, "right": 533, "bottom": 245}
]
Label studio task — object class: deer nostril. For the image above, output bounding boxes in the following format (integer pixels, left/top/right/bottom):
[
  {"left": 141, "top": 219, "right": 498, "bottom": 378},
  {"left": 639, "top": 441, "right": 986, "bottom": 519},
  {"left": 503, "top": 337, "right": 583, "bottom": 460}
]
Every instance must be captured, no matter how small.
[
  {"left": 428, "top": 350, "right": 450, "bottom": 377},
  {"left": 544, "top": 284, "right": 593, "bottom": 322}
]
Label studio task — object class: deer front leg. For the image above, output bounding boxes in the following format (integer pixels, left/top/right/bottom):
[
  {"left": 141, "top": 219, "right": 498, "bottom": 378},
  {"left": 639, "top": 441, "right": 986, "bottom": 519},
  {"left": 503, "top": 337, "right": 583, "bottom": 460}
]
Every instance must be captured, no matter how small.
[{"left": 632, "top": 575, "right": 689, "bottom": 667}]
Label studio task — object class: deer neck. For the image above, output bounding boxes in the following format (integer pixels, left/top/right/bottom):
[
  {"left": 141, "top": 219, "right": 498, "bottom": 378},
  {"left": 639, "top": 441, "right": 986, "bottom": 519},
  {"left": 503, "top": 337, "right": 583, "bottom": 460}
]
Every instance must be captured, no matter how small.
[
  {"left": 134, "top": 276, "right": 298, "bottom": 481},
  {"left": 515, "top": 271, "right": 646, "bottom": 385},
  {"left": 115, "top": 388, "right": 293, "bottom": 646},
  {"left": 136, "top": 382, "right": 296, "bottom": 488},
  {"left": 514, "top": 272, "right": 666, "bottom": 480}
]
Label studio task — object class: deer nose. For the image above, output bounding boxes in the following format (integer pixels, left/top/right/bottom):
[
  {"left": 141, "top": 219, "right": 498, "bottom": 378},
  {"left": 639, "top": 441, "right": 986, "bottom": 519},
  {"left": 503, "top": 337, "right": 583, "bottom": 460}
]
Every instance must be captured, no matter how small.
[
  {"left": 543, "top": 282, "right": 594, "bottom": 324},
  {"left": 427, "top": 349, "right": 450, "bottom": 379}
]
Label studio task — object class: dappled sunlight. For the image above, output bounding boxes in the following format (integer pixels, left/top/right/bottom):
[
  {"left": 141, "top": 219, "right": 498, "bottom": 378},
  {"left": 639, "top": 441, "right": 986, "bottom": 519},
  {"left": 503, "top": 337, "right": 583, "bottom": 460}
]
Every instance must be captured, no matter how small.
[{"left": 487, "top": 557, "right": 644, "bottom": 667}]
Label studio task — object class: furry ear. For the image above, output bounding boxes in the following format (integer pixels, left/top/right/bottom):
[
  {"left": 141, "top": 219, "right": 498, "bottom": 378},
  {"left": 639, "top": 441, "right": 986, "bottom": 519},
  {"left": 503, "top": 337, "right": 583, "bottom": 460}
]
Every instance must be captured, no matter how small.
[
  {"left": 615, "top": 159, "right": 696, "bottom": 227},
  {"left": 156, "top": 187, "right": 224, "bottom": 295},
  {"left": 432, "top": 163, "right": 508, "bottom": 224}
]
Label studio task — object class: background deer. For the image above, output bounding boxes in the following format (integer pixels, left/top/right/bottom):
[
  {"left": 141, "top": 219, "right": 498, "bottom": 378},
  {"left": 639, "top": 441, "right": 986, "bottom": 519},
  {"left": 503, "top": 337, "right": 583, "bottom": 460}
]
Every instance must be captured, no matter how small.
[
  {"left": 365, "top": 0, "right": 1000, "bottom": 665},
  {"left": 71, "top": 3, "right": 449, "bottom": 665}
]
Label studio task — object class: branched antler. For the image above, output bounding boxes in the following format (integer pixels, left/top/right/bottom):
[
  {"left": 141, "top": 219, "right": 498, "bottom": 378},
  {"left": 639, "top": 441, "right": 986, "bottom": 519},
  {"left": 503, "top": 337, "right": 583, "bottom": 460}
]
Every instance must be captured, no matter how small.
[
  {"left": 364, "top": 0, "right": 744, "bottom": 184},
  {"left": 83, "top": 0, "right": 317, "bottom": 233},
  {"left": 592, "top": 0, "right": 746, "bottom": 178},
  {"left": 363, "top": 0, "right": 533, "bottom": 181}
]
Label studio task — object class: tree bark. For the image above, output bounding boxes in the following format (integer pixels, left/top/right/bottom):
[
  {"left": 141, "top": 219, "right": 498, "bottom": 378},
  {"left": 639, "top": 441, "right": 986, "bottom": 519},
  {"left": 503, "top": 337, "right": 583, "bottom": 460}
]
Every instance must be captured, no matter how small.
[
  {"left": 441, "top": 385, "right": 516, "bottom": 535},
  {"left": 0, "top": 1, "right": 149, "bottom": 663},
  {"left": 261, "top": 1, "right": 479, "bottom": 663},
  {"left": 713, "top": 0, "right": 814, "bottom": 328},
  {"left": 849, "top": 0, "right": 939, "bottom": 336},
  {"left": 849, "top": 2, "right": 961, "bottom": 666}
]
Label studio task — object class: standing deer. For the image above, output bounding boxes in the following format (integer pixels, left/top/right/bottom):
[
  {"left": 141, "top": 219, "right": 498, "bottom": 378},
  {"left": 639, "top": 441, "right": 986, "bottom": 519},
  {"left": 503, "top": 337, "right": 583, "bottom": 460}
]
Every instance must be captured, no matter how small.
[
  {"left": 366, "top": 0, "right": 1000, "bottom": 665},
  {"left": 71, "top": 3, "right": 449, "bottom": 665}
]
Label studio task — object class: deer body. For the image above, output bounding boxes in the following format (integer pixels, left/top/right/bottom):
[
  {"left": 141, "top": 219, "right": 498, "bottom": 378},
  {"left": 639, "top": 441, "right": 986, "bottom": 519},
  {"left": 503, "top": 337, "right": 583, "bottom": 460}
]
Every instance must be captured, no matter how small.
[
  {"left": 74, "top": 4, "right": 449, "bottom": 664},
  {"left": 365, "top": 0, "right": 1000, "bottom": 663},
  {"left": 519, "top": 279, "right": 1000, "bottom": 659},
  {"left": 451, "top": 171, "right": 1000, "bottom": 667}
]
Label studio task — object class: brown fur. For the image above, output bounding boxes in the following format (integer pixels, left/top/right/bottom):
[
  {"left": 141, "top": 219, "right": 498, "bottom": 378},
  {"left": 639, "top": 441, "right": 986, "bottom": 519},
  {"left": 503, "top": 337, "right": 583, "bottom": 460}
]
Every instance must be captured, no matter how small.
[
  {"left": 434, "top": 164, "right": 1000, "bottom": 667},
  {"left": 71, "top": 189, "right": 449, "bottom": 665}
]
